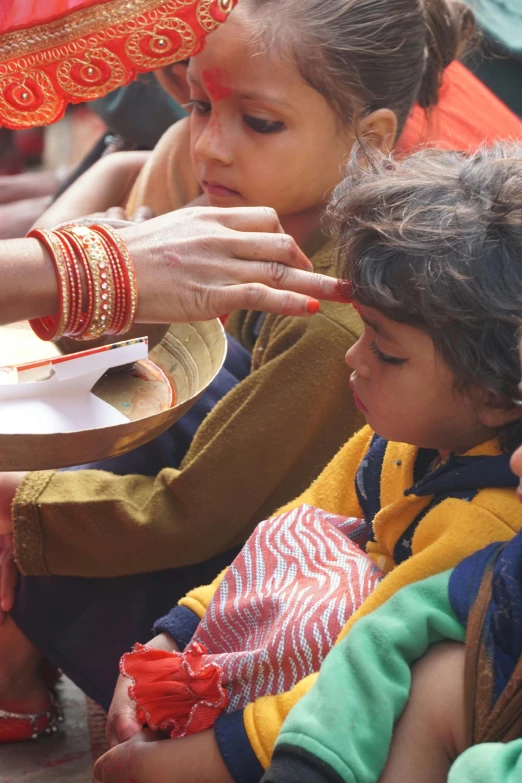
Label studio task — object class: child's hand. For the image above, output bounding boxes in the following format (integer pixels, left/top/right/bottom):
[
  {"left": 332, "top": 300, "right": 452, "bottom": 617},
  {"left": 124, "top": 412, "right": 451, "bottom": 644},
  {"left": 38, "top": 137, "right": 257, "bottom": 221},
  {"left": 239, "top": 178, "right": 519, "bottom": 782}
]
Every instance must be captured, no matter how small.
[
  {"left": 94, "top": 728, "right": 234, "bottom": 783},
  {"left": 94, "top": 729, "right": 157, "bottom": 783},
  {"left": 106, "top": 633, "right": 180, "bottom": 747}
]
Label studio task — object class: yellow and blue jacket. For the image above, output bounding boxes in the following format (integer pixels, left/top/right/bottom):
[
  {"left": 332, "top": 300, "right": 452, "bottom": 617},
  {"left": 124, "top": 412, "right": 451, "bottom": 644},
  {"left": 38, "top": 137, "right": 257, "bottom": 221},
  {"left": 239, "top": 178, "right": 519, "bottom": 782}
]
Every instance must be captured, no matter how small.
[{"left": 155, "top": 425, "right": 522, "bottom": 781}]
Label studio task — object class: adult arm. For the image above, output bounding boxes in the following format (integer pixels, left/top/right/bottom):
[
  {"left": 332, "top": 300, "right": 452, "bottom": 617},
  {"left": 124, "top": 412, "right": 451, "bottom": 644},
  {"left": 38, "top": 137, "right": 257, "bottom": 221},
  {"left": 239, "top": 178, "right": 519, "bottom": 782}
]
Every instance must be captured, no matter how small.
[
  {"left": 0, "top": 206, "right": 347, "bottom": 327},
  {"left": 0, "top": 237, "right": 58, "bottom": 324}
]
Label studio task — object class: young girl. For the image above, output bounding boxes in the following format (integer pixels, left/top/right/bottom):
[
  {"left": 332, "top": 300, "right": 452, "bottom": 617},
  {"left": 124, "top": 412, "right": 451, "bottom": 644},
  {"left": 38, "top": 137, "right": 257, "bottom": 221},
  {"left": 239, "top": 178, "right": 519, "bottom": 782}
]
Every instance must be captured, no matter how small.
[
  {"left": 0, "top": 0, "right": 478, "bottom": 743},
  {"left": 94, "top": 144, "right": 522, "bottom": 783}
]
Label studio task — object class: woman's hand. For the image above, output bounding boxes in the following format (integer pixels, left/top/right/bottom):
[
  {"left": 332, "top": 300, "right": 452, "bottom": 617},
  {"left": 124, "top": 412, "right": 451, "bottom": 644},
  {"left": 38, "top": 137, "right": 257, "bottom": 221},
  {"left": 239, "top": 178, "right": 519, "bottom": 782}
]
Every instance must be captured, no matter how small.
[
  {"left": 0, "top": 534, "right": 17, "bottom": 622},
  {"left": 106, "top": 633, "right": 180, "bottom": 748},
  {"left": 123, "top": 206, "right": 347, "bottom": 322},
  {"left": 94, "top": 728, "right": 234, "bottom": 783}
]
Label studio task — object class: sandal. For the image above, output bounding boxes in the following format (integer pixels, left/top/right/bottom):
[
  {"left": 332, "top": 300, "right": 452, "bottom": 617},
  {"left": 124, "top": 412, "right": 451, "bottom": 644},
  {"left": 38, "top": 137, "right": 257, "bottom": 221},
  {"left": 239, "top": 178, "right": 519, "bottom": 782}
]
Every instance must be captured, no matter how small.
[{"left": 0, "top": 692, "right": 63, "bottom": 743}]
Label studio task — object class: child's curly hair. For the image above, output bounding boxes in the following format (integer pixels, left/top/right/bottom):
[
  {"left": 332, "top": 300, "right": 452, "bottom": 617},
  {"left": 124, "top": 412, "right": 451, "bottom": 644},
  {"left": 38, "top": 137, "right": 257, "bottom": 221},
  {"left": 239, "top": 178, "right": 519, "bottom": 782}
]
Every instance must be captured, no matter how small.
[{"left": 330, "top": 142, "right": 522, "bottom": 452}]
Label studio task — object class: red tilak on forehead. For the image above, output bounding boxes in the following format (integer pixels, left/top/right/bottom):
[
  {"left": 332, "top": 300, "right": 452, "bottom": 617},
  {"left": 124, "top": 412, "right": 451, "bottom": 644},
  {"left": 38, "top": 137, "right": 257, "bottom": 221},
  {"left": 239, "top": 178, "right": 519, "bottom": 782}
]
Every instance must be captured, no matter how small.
[{"left": 203, "top": 68, "right": 232, "bottom": 101}]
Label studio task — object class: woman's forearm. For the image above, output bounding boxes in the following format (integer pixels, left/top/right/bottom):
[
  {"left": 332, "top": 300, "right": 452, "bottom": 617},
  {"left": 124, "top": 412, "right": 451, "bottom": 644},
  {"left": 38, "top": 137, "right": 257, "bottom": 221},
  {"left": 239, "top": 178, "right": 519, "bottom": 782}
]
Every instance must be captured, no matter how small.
[{"left": 0, "top": 238, "right": 58, "bottom": 324}]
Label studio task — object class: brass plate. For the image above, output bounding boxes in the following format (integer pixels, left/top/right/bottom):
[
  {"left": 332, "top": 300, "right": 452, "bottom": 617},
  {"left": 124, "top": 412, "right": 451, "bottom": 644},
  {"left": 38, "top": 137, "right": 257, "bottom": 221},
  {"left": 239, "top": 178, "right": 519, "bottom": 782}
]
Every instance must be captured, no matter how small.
[{"left": 0, "top": 320, "right": 226, "bottom": 470}]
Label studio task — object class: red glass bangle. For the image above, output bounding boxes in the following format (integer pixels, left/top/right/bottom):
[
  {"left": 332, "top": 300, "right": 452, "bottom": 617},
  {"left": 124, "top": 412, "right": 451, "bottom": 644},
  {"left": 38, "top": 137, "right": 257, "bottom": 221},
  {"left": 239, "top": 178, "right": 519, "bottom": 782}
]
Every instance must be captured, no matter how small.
[
  {"left": 59, "top": 228, "right": 96, "bottom": 339},
  {"left": 28, "top": 228, "right": 70, "bottom": 341}
]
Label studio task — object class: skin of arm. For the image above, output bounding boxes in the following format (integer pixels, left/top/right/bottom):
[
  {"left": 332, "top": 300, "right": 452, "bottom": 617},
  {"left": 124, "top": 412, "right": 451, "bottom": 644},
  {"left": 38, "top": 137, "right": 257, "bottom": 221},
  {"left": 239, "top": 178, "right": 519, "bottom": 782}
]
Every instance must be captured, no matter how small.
[
  {"left": 0, "top": 238, "right": 58, "bottom": 324},
  {"left": 94, "top": 728, "right": 234, "bottom": 783},
  {"left": 33, "top": 151, "right": 151, "bottom": 230}
]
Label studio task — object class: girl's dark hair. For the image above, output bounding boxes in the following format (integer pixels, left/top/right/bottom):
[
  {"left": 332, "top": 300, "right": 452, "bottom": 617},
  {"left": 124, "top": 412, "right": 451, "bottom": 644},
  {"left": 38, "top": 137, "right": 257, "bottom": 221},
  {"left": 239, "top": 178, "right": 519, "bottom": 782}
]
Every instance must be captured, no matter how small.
[
  {"left": 329, "top": 142, "right": 522, "bottom": 452},
  {"left": 246, "top": 0, "right": 474, "bottom": 133}
]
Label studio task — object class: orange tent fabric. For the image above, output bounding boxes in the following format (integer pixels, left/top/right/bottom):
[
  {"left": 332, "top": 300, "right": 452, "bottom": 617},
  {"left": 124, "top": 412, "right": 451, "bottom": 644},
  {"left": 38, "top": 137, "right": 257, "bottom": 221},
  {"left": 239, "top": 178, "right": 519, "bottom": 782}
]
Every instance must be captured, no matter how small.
[
  {"left": 0, "top": 0, "right": 237, "bottom": 129},
  {"left": 398, "top": 61, "right": 522, "bottom": 152}
]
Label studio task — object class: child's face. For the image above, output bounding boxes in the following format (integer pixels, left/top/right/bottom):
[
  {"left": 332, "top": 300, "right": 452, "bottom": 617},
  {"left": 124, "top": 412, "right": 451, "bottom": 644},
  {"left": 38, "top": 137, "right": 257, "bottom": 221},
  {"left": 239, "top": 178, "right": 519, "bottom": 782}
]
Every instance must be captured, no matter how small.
[
  {"left": 346, "top": 305, "right": 499, "bottom": 454},
  {"left": 509, "top": 342, "right": 522, "bottom": 498},
  {"left": 186, "top": 8, "right": 356, "bottom": 220}
]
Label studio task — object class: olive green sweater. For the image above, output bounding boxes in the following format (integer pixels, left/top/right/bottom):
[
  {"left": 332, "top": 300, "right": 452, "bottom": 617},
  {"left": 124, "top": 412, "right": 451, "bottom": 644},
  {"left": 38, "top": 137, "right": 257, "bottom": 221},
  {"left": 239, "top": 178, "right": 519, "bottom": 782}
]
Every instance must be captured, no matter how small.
[
  {"left": 12, "top": 119, "right": 363, "bottom": 577},
  {"left": 13, "top": 253, "right": 363, "bottom": 577}
]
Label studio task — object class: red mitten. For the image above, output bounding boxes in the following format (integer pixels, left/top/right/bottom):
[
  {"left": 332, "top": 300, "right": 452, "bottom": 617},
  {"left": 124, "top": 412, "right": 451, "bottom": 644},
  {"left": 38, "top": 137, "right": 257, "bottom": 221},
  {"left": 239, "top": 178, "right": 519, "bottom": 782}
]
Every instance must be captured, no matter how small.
[{"left": 120, "top": 642, "right": 229, "bottom": 738}]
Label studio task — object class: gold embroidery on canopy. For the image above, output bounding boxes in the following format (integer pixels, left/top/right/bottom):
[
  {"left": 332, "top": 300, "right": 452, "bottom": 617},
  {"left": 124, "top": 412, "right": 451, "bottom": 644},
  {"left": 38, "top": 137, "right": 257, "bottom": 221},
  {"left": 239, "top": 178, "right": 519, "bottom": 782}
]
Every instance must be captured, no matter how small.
[
  {"left": 0, "top": 0, "right": 236, "bottom": 128},
  {"left": 0, "top": 1, "right": 194, "bottom": 63},
  {"left": 56, "top": 48, "right": 126, "bottom": 99},
  {"left": 125, "top": 18, "right": 196, "bottom": 68}
]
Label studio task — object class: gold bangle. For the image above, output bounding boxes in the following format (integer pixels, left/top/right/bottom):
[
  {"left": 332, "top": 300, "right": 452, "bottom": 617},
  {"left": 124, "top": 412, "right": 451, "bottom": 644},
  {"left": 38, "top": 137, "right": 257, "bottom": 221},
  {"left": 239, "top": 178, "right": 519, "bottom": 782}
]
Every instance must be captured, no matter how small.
[{"left": 61, "top": 225, "right": 116, "bottom": 340}]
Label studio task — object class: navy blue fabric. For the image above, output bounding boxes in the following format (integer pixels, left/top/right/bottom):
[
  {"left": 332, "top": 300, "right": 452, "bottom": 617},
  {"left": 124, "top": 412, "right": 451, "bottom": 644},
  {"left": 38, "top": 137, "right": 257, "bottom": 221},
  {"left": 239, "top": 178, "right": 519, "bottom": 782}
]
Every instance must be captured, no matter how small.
[
  {"left": 354, "top": 434, "right": 384, "bottom": 541},
  {"left": 263, "top": 747, "right": 343, "bottom": 783},
  {"left": 67, "top": 333, "right": 252, "bottom": 475},
  {"left": 405, "top": 452, "right": 517, "bottom": 497},
  {"left": 153, "top": 604, "right": 200, "bottom": 651},
  {"left": 356, "top": 437, "right": 515, "bottom": 563},
  {"left": 12, "top": 546, "right": 241, "bottom": 711},
  {"left": 393, "top": 487, "right": 478, "bottom": 566},
  {"left": 449, "top": 533, "right": 522, "bottom": 704},
  {"left": 215, "top": 709, "right": 265, "bottom": 783}
]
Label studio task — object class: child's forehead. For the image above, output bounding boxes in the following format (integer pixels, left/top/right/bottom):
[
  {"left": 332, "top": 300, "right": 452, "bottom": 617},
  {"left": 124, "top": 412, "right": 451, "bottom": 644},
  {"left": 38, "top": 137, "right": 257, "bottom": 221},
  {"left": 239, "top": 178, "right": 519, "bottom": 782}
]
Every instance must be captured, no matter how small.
[
  {"left": 357, "top": 304, "right": 428, "bottom": 346},
  {"left": 189, "top": 8, "right": 304, "bottom": 91}
]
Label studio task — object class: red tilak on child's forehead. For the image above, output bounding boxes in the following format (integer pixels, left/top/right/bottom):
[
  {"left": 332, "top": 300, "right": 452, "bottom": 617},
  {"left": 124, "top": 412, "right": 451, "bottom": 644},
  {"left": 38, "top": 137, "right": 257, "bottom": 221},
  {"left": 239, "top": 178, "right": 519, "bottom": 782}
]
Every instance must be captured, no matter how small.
[{"left": 203, "top": 68, "right": 232, "bottom": 101}]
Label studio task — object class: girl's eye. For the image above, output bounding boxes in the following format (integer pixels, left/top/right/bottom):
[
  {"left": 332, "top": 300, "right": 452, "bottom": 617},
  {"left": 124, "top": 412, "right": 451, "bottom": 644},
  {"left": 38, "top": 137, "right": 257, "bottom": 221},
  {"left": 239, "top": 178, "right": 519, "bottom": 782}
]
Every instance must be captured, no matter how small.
[
  {"left": 243, "top": 115, "right": 285, "bottom": 134},
  {"left": 370, "top": 341, "right": 406, "bottom": 366},
  {"left": 184, "top": 99, "right": 211, "bottom": 116}
]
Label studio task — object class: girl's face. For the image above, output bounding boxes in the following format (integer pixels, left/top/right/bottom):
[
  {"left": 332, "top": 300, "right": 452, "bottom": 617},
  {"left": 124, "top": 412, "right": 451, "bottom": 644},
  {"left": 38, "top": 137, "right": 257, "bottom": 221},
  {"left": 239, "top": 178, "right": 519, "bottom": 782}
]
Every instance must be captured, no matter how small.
[
  {"left": 509, "top": 342, "right": 522, "bottom": 499},
  {"left": 346, "top": 305, "right": 506, "bottom": 455},
  {"left": 186, "top": 8, "right": 356, "bottom": 225}
]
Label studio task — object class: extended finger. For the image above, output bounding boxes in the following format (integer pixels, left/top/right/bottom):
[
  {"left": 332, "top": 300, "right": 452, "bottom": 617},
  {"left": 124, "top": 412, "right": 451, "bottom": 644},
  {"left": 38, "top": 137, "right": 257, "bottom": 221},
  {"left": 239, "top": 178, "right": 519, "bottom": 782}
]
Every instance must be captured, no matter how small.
[
  {"left": 228, "top": 262, "right": 344, "bottom": 302},
  {"left": 213, "top": 283, "right": 323, "bottom": 318},
  {"left": 225, "top": 232, "right": 312, "bottom": 271}
]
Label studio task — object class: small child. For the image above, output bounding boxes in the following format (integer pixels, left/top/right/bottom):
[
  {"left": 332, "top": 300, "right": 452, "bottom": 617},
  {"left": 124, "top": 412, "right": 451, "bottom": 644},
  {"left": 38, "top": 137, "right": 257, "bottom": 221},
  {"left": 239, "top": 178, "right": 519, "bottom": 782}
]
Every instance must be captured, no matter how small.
[
  {"left": 96, "top": 145, "right": 522, "bottom": 783},
  {"left": 266, "top": 300, "right": 522, "bottom": 783}
]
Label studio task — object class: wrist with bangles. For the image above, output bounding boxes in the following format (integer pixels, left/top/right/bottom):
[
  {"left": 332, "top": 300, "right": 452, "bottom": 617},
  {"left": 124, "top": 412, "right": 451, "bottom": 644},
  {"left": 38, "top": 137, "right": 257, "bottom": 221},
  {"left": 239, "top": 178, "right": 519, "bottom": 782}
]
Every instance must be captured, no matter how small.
[{"left": 27, "top": 224, "right": 138, "bottom": 342}]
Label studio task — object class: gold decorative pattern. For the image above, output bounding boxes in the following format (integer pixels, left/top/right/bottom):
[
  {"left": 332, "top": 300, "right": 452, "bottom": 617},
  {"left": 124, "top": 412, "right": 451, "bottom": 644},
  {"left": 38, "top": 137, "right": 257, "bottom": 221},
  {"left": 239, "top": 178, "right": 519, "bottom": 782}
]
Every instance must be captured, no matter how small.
[
  {"left": 0, "top": 69, "right": 61, "bottom": 129},
  {"left": 56, "top": 48, "right": 126, "bottom": 99},
  {"left": 0, "top": 1, "right": 193, "bottom": 62},
  {"left": 0, "top": 0, "right": 238, "bottom": 129},
  {"left": 125, "top": 19, "right": 196, "bottom": 69},
  {"left": 197, "top": 0, "right": 234, "bottom": 32}
]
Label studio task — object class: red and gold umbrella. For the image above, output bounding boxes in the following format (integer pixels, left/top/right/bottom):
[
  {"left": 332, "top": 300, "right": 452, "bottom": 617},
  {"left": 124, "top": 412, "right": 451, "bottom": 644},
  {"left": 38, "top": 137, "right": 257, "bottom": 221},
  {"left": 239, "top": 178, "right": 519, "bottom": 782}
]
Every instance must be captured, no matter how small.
[{"left": 0, "top": 0, "right": 237, "bottom": 129}]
